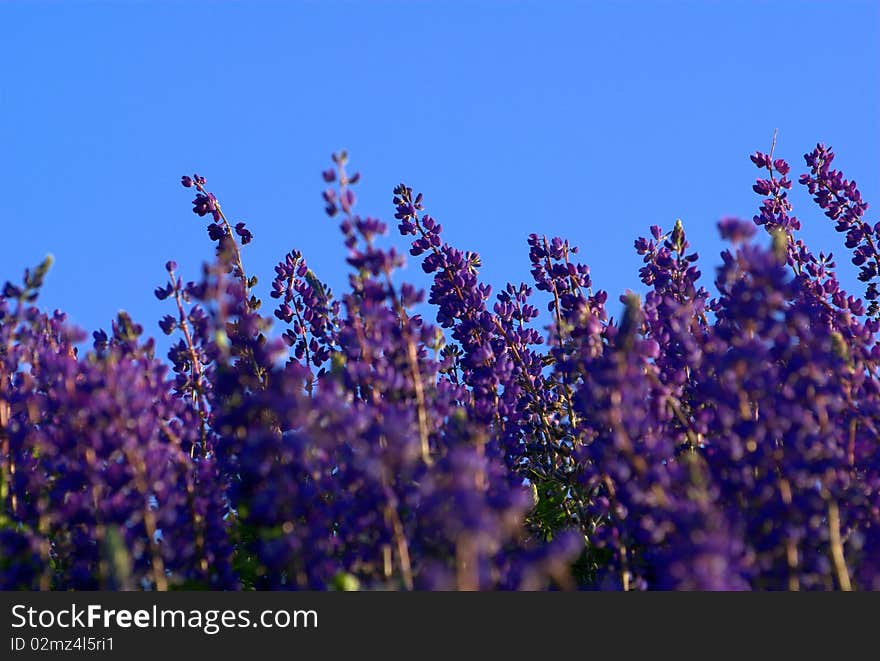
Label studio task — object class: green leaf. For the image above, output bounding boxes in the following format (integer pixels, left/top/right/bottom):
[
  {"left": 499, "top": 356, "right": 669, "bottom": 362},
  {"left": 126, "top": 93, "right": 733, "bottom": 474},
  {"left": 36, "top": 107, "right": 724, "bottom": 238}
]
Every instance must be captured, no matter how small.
[{"left": 304, "top": 268, "right": 328, "bottom": 301}]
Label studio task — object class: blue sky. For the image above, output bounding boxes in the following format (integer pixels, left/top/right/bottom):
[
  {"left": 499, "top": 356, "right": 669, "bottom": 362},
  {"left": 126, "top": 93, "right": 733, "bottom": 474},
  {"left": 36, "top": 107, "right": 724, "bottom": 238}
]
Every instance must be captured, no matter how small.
[{"left": 1, "top": 1, "right": 877, "bottom": 349}]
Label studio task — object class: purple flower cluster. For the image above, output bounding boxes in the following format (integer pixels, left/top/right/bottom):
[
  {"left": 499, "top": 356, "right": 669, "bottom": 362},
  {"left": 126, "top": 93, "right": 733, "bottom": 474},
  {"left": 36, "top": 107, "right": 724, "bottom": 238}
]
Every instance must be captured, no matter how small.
[
  {"left": 270, "top": 249, "right": 340, "bottom": 392},
  {"left": 799, "top": 144, "right": 878, "bottom": 315},
  {"left": 1, "top": 140, "right": 878, "bottom": 590}
]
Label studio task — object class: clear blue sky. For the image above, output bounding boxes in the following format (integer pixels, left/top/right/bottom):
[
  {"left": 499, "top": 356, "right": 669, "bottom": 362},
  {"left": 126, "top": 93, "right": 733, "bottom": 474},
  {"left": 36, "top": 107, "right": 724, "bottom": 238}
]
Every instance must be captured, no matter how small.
[{"left": 1, "top": 1, "right": 877, "bottom": 348}]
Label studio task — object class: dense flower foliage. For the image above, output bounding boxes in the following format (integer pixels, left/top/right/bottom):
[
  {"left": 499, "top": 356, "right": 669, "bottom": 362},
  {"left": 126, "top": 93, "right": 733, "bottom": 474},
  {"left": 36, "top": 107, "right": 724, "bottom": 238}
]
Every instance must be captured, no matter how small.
[{"left": 1, "top": 141, "right": 878, "bottom": 590}]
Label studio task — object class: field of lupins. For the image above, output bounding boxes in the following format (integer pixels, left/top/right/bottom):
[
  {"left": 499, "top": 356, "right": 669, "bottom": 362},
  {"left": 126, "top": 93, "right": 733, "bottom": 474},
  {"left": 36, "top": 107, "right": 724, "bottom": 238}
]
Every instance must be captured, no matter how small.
[{"left": 1, "top": 140, "right": 878, "bottom": 590}]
